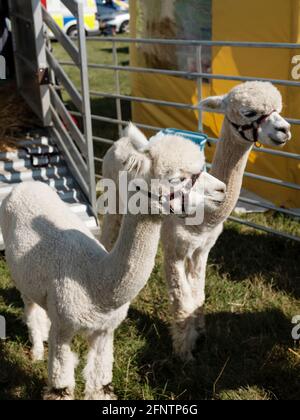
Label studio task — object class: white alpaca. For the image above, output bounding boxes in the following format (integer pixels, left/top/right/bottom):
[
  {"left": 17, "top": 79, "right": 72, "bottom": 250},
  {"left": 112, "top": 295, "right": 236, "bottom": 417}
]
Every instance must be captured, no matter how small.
[
  {"left": 0, "top": 123, "right": 226, "bottom": 400},
  {"left": 101, "top": 82, "right": 292, "bottom": 361},
  {"left": 163, "top": 81, "right": 291, "bottom": 360}
]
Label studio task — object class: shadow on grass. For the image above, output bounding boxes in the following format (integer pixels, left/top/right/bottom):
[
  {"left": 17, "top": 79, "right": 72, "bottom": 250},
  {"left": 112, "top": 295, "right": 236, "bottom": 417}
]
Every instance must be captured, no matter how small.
[
  {"left": 0, "top": 282, "right": 26, "bottom": 345},
  {"left": 0, "top": 341, "right": 45, "bottom": 400},
  {"left": 129, "top": 307, "right": 300, "bottom": 400},
  {"left": 120, "top": 60, "right": 130, "bottom": 66},
  {"left": 0, "top": 291, "right": 45, "bottom": 400},
  {"left": 0, "top": 285, "right": 23, "bottom": 309},
  {"left": 100, "top": 47, "right": 130, "bottom": 55},
  {"left": 210, "top": 227, "right": 300, "bottom": 299}
]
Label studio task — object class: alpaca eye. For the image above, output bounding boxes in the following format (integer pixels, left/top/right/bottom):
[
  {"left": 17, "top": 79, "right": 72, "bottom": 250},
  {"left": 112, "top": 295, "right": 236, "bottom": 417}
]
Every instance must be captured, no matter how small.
[{"left": 243, "top": 110, "right": 258, "bottom": 118}]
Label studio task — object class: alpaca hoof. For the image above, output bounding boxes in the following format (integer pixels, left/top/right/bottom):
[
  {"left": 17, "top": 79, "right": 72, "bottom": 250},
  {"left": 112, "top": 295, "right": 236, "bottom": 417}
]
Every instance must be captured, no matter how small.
[
  {"left": 84, "top": 384, "right": 117, "bottom": 400},
  {"left": 43, "top": 387, "right": 74, "bottom": 400},
  {"left": 173, "top": 339, "right": 195, "bottom": 363},
  {"left": 177, "top": 349, "right": 195, "bottom": 363},
  {"left": 172, "top": 318, "right": 206, "bottom": 362}
]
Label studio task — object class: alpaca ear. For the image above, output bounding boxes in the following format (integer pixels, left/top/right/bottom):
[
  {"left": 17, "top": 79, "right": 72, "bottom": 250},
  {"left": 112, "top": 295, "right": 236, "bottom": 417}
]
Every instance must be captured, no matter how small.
[
  {"left": 199, "top": 95, "right": 227, "bottom": 112},
  {"left": 126, "top": 122, "right": 149, "bottom": 152},
  {"left": 125, "top": 123, "right": 151, "bottom": 176}
]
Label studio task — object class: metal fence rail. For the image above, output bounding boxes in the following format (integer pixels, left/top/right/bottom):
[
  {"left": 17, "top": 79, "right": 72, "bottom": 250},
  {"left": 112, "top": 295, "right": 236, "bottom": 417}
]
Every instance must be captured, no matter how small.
[
  {"left": 60, "top": 60, "right": 300, "bottom": 89},
  {"left": 86, "top": 37, "right": 300, "bottom": 49},
  {"left": 57, "top": 36, "right": 300, "bottom": 241}
]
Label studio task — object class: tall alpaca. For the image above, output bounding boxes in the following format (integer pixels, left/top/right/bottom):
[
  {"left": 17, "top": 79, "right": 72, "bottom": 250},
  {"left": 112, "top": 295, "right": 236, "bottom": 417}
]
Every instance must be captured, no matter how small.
[
  {"left": 162, "top": 81, "right": 291, "bottom": 360},
  {"left": 100, "top": 82, "right": 292, "bottom": 362},
  {"left": 0, "top": 124, "right": 226, "bottom": 400}
]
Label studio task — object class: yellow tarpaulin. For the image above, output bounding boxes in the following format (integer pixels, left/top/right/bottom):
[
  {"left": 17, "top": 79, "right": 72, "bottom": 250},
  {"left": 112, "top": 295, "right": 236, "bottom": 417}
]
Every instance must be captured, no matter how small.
[{"left": 130, "top": 0, "right": 300, "bottom": 208}]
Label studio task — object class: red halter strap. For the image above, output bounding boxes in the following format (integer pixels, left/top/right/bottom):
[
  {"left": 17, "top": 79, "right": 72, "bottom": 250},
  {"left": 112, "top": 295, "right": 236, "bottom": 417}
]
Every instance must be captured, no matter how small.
[{"left": 227, "top": 110, "right": 276, "bottom": 143}]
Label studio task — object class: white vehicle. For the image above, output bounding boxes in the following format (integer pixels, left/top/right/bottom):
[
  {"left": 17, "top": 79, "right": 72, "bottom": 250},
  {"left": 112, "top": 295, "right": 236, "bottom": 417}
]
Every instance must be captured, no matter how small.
[
  {"left": 106, "top": 12, "right": 130, "bottom": 33},
  {"left": 44, "top": 0, "right": 99, "bottom": 37}
]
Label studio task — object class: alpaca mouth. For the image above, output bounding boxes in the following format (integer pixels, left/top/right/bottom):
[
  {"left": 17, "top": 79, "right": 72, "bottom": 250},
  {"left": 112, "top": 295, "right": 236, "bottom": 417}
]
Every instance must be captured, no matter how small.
[
  {"left": 206, "top": 195, "right": 225, "bottom": 206},
  {"left": 212, "top": 199, "right": 224, "bottom": 206},
  {"left": 270, "top": 137, "right": 287, "bottom": 146},
  {"left": 204, "top": 192, "right": 227, "bottom": 206},
  {"left": 269, "top": 133, "right": 290, "bottom": 146}
]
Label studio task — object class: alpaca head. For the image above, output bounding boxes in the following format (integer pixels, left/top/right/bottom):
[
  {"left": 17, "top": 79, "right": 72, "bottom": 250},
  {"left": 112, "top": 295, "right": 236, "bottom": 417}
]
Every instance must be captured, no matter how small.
[
  {"left": 122, "top": 123, "right": 226, "bottom": 217},
  {"left": 200, "top": 81, "right": 291, "bottom": 147}
]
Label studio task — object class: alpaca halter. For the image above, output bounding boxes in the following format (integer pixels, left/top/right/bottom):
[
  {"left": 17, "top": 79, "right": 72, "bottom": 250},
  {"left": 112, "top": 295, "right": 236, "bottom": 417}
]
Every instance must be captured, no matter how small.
[
  {"left": 227, "top": 110, "right": 276, "bottom": 144},
  {"left": 136, "top": 172, "right": 202, "bottom": 214}
]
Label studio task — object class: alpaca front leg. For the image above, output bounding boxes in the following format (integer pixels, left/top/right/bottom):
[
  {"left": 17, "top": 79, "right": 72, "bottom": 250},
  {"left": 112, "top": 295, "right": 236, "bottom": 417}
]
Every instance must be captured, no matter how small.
[
  {"left": 84, "top": 330, "right": 117, "bottom": 400},
  {"left": 164, "top": 258, "right": 198, "bottom": 362},
  {"left": 188, "top": 251, "right": 210, "bottom": 349},
  {"left": 44, "top": 326, "right": 77, "bottom": 400},
  {"left": 171, "top": 251, "right": 210, "bottom": 361}
]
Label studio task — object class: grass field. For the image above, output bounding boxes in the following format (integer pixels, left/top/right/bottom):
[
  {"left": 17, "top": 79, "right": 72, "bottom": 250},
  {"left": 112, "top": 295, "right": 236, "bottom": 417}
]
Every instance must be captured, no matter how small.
[{"left": 0, "top": 39, "right": 299, "bottom": 400}]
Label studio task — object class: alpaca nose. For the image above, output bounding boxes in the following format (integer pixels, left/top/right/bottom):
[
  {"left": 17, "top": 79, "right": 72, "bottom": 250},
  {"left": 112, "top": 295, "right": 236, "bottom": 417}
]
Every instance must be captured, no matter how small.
[
  {"left": 216, "top": 185, "right": 226, "bottom": 195},
  {"left": 277, "top": 126, "right": 290, "bottom": 135}
]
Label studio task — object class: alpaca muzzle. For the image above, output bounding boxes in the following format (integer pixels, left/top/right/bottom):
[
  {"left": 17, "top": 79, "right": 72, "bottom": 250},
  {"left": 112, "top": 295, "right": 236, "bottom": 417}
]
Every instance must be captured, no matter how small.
[{"left": 136, "top": 172, "right": 202, "bottom": 215}]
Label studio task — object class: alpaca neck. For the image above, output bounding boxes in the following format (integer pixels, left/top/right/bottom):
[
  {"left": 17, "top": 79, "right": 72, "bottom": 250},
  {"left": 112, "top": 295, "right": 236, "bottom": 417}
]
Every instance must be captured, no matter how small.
[
  {"left": 101, "top": 214, "right": 161, "bottom": 309},
  {"left": 206, "top": 118, "right": 253, "bottom": 226}
]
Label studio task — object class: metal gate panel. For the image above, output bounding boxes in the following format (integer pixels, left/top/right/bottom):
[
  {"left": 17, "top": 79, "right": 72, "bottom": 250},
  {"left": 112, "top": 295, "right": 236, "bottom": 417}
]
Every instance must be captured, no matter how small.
[
  {"left": 9, "top": 0, "right": 51, "bottom": 126},
  {"left": 42, "top": 0, "right": 97, "bottom": 211}
]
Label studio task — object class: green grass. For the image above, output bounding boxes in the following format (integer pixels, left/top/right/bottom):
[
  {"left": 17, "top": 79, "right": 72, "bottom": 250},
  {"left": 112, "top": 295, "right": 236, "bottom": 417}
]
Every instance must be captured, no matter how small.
[
  {"left": 1, "top": 223, "right": 299, "bottom": 400},
  {"left": 0, "top": 39, "right": 299, "bottom": 400}
]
